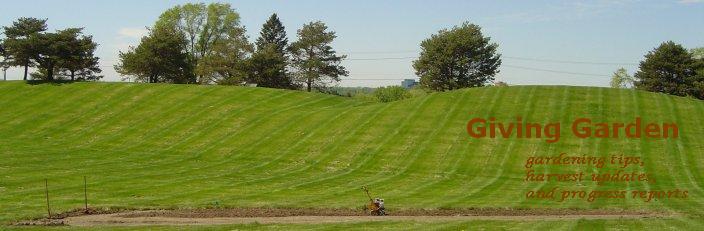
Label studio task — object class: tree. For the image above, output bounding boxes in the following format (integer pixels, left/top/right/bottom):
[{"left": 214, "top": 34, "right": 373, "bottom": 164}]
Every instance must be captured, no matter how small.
[
  {"left": 413, "top": 22, "right": 501, "bottom": 91},
  {"left": 196, "top": 25, "right": 253, "bottom": 85},
  {"left": 2, "top": 17, "right": 47, "bottom": 80},
  {"left": 256, "top": 14, "right": 288, "bottom": 54},
  {"left": 634, "top": 41, "right": 703, "bottom": 98},
  {"left": 691, "top": 47, "right": 704, "bottom": 60},
  {"left": 27, "top": 28, "right": 102, "bottom": 81},
  {"left": 289, "top": 21, "right": 348, "bottom": 92},
  {"left": 55, "top": 29, "right": 102, "bottom": 81},
  {"left": 29, "top": 29, "right": 73, "bottom": 81},
  {"left": 115, "top": 27, "right": 194, "bottom": 83},
  {"left": 153, "top": 2, "right": 249, "bottom": 84},
  {"left": 3, "top": 19, "right": 101, "bottom": 82},
  {"left": 248, "top": 45, "right": 296, "bottom": 88},
  {"left": 0, "top": 41, "right": 8, "bottom": 81},
  {"left": 692, "top": 47, "right": 704, "bottom": 98},
  {"left": 249, "top": 14, "right": 295, "bottom": 89},
  {"left": 610, "top": 68, "right": 634, "bottom": 89}
]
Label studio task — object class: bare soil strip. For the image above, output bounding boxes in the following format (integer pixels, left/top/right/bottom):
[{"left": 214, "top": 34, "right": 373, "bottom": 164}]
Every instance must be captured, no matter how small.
[{"left": 16, "top": 208, "right": 670, "bottom": 227}]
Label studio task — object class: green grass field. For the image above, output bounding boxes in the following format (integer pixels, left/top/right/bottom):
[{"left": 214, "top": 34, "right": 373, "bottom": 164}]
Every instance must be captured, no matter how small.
[{"left": 0, "top": 81, "right": 703, "bottom": 230}]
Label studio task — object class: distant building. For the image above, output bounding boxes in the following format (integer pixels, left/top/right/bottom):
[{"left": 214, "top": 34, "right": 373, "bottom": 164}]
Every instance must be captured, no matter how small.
[{"left": 401, "top": 79, "right": 418, "bottom": 89}]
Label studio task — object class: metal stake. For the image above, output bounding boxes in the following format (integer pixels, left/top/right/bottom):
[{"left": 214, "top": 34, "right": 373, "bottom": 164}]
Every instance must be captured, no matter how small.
[
  {"left": 45, "top": 179, "right": 51, "bottom": 219},
  {"left": 84, "top": 176, "right": 88, "bottom": 211}
]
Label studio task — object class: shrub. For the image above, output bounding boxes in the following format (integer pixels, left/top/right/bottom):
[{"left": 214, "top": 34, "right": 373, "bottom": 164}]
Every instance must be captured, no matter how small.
[
  {"left": 494, "top": 81, "right": 509, "bottom": 87},
  {"left": 373, "top": 86, "right": 411, "bottom": 103},
  {"left": 408, "top": 87, "right": 430, "bottom": 98}
]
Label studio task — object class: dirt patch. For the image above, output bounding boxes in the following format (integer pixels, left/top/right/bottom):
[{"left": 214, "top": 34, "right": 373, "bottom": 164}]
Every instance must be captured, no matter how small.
[
  {"left": 13, "top": 219, "right": 66, "bottom": 226},
  {"left": 65, "top": 214, "right": 668, "bottom": 227},
  {"left": 15, "top": 208, "right": 670, "bottom": 227},
  {"left": 118, "top": 207, "right": 660, "bottom": 218},
  {"left": 120, "top": 207, "right": 362, "bottom": 218}
]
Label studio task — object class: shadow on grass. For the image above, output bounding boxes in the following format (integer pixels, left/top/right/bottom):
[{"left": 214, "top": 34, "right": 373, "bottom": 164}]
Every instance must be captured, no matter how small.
[{"left": 26, "top": 80, "right": 79, "bottom": 86}]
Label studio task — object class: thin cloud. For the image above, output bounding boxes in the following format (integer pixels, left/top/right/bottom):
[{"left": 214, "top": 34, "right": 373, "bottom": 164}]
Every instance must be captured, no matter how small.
[
  {"left": 489, "top": 0, "right": 640, "bottom": 24},
  {"left": 678, "top": 0, "right": 704, "bottom": 4},
  {"left": 117, "top": 27, "right": 148, "bottom": 39}
]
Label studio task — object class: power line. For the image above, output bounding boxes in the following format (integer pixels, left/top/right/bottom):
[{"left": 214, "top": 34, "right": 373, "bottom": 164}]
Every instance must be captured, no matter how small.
[
  {"left": 502, "top": 64, "right": 609, "bottom": 77},
  {"left": 344, "top": 55, "right": 638, "bottom": 66},
  {"left": 341, "top": 64, "right": 610, "bottom": 80},
  {"left": 346, "top": 57, "right": 416, "bottom": 61},
  {"left": 341, "top": 50, "right": 417, "bottom": 54},
  {"left": 99, "top": 53, "right": 625, "bottom": 78},
  {"left": 503, "top": 56, "right": 637, "bottom": 66},
  {"left": 340, "top": 78, "right": 416, "bottom": 81},
  {"left": 103, "top": 54, "right": 637, "bottom": 66},
  {"left": 99, "top": 64, "right": 608, "bottom": 78}
]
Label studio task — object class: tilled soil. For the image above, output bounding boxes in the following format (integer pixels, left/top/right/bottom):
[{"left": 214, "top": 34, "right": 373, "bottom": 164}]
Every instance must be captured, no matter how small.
[
  {"left": 15, "top": 208, "right": 669, "bottom": 227},
  {"left": 118, "top": 207, "right": 660, "bottom": 218}
]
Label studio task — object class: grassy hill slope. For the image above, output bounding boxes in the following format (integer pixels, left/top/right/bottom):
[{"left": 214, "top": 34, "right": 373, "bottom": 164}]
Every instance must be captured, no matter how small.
[{"left": 0, "top": 81, "right": 703, "bottom": 228}]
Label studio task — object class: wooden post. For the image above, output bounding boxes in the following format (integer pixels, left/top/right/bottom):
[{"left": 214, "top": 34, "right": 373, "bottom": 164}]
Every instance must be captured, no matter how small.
[
  {"left": 45, "top": 179, "right": 51, "bottom": 219},
  {"left": 84, "top": 176, "right": 88, "bottom": 211}
]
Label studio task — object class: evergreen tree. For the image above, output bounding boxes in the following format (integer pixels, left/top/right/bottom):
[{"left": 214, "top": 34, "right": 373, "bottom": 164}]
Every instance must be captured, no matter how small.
[
  {"left": 250, "top": 13, "right": 295, "bottom": 89},
  {"left": 634, "top": 41, "right": 703, "bottom": 99},
  {"left": 2, "top": 17, "right": 47, "bottom": 80},
  {"left": 248, "top": 45, "right": 296, "bottom": 88},
  {"left": 289, "top": 21, "right": 348, "bottom": 92},
  {"left": 56, "top": 29, "right": 102, "bottom": 81},
  {"left": 413, "top": 22, "right": 501, "bottom": 91},
  {"left": 0, "top": 42, "right": 8, "bottom": 81},
  {"left": 29, "top": 28, "right": 84, "bottom": 81},
  {"left": 256, "top": 14, "right": 288, "bottom": 53}
]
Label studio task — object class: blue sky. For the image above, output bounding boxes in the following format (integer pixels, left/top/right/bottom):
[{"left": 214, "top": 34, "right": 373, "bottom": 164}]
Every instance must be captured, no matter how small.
[{"left": 1, "top": 0, "right": 703, "bottom": 87}]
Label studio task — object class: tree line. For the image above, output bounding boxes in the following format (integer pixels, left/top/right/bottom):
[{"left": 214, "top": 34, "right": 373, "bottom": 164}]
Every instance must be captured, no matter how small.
[
  {"left": 1, "top": 2, "right": 702, "bottom": 100},
  {"left": 610, "top": 42, "right": 704, "bottom": 99},
  {"left": 414, "top": 23, "right": 704, "bottom": 100},
  {"left": 115, "top": 3, "right": 348, "bottom": 92},
  {"left": 0, "top": 2, "right": 507, "bottom": 93},
  {"left": 415, "top": 24, "right": 704, "bottom": 100},
  {"left": 0, "top": 18, "right": 102, "bottom": 81},
  {"left": 113, "top": 3, "right": 503, "bottom": 93}
]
